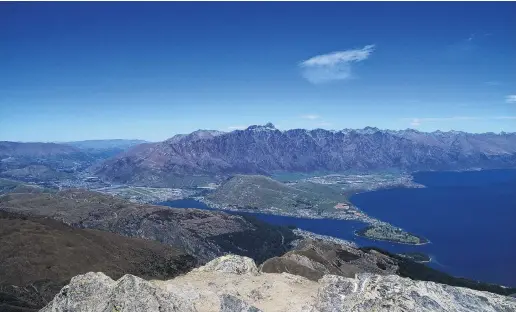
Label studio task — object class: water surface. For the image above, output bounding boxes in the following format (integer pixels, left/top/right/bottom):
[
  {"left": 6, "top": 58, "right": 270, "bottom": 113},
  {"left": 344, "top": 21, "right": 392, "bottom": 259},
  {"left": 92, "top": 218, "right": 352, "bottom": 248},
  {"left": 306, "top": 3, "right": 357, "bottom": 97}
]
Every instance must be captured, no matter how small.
[{"left": 351, "top": 169, "right": 516, "bottom": 286}]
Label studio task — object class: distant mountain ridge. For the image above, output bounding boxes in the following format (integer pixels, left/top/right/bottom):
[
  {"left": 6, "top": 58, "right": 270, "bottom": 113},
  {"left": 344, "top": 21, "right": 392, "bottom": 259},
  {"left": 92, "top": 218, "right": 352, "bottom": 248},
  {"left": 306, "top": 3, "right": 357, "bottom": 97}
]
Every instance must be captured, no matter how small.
[
  {"left": 0, "top": 141, "right": 94, "bottom": 178},
  {"left": 0, "top": 140, "right": 148, "bottom": 180},
  {"left": 0, "top": 141, "right": 82, "bottom": 157},
  {"left": 95, "top": 124, "right": 516, "bottom": 186},
  {"left": 63, "top": 139, "right": 148, "bottom": 151}
]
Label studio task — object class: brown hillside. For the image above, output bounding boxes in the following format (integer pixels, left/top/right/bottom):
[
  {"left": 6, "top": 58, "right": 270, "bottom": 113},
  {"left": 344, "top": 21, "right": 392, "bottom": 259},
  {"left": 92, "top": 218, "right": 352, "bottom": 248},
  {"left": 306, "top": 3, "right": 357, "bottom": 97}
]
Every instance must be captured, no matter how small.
[{"left": 0, "top": 210, "right": 196, "bottom": 312}]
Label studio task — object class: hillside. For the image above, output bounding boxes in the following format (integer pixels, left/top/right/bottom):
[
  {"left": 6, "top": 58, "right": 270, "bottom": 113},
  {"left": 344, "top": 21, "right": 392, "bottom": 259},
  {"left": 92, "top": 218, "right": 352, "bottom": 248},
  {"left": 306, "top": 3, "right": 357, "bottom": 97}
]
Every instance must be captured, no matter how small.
[
  {"left": 0, "top": 210, "right": 196, "bottom": 312},
  {"left": 0, "top": 164, "right": 72, "bottom": 181},
  {"left": 94, "top": 125, "right": 516, "bottom": 187},
  {"left": 0, "top": 189, "right": 297, "bottom": 264},
  {"left": 205, "top": 174, "right": 349, "bottom": 216},
  {"left": 0, "top": 178, "right": 51, "bottom": 195}
]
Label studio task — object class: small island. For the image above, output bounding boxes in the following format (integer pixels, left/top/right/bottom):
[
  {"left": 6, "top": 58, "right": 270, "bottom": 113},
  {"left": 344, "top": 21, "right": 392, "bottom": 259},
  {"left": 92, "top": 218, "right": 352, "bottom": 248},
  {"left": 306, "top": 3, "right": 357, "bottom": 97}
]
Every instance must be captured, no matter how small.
[
  {"left": 398, "top": 252, "right": 431, "bottom": 263},
  {"left": 355, "top": 225, "right": 429, "bottom": 245}
]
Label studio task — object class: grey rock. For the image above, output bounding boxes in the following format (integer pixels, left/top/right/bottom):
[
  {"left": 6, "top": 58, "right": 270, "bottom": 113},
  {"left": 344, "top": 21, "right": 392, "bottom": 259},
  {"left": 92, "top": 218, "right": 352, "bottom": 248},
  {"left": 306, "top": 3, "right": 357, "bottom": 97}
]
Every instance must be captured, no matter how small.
[
  {"left": 220, "top": 294, "right": 262, "bottom": 312},
  {"left": 40, "top": 272, "right": 195, "bottom": 312},
  {"left": 195, "top": 254, "right": 259, "bottom": 275},
  {"left": 314, "top": 273, "right": 516, "bottom": 312}
]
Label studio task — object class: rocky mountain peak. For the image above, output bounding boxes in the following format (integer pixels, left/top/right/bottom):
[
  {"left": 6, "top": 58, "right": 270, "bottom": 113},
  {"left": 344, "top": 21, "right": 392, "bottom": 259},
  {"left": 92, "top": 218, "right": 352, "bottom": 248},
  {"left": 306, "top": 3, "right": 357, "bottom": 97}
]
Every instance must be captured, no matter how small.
[
  {"left": 164, "top": 129, "right": 224, "bottom": 144},
  {"left": 246, "top": 123, "right": 278, "bottom": 132}
]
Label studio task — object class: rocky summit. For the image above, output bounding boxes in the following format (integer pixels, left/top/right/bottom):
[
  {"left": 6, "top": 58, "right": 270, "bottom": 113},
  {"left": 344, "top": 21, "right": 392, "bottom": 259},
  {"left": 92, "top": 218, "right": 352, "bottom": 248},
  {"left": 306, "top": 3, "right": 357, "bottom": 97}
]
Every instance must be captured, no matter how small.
[{"left": 41, "top": 255, "right": 516, "bottom": 312}]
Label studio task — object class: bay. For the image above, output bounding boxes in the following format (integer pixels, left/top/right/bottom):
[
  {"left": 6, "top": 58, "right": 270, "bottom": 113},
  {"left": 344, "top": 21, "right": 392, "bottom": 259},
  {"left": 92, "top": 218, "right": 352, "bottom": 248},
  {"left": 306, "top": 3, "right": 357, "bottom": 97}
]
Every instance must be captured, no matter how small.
[{"left": 162, "top": 169, "right": 516, "bottom": 287}]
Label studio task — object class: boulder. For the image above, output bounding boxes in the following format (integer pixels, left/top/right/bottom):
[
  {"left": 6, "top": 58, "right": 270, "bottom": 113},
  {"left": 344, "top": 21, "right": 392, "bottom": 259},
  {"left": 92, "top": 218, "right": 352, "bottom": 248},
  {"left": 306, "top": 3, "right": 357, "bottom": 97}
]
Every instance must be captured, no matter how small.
[
  {"left": 40, "top": 272, "right": 195, "bottom": 312},
  {"left": 194, "top": 254, "right": 259, "bottom": 275}
]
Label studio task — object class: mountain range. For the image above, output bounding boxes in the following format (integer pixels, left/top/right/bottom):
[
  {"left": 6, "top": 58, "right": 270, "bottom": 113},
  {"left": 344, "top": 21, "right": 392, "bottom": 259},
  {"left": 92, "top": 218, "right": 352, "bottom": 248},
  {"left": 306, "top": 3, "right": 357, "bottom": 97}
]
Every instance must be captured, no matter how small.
[{"left": 94, "top": 124, "right": 516, "bottom": 187}]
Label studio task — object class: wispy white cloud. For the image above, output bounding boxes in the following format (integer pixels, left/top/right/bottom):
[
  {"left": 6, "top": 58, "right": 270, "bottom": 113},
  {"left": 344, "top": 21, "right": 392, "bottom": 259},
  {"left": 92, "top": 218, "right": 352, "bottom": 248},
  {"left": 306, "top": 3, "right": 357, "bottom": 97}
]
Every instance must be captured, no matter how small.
[
  {"left": 485, "top": 81, "right": 501, "bottom": 86},
  {"left": 506, "top": 95, "right": 516, "bottom": 103},
  {"left": 300, "top": 114, "right": 321, "bottom": 120},
  {"left": 410, "top": 118, "right": 421, "bottom": 127},
  {"left": 299, "top": 45, "right": 375, "bottom": 84}
]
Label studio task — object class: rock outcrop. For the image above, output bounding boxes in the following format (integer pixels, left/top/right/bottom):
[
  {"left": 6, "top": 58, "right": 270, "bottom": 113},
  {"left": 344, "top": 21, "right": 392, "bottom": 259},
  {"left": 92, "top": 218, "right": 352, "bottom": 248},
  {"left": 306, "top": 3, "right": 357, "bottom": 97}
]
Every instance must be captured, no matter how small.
[
  {"left": 193, "top": 254, "right": 259, "bottom": 275},
  {"left": 40, "top": 272, "right": 197, "bottom": 312},
  {"left": 220, "top": 295, "right": 262, "bottom": 312},
  {"left": 260, "top": 238, "right": 398, "bottom": 281},
  {"left": 41, "top": 255, "right": 516, "bottom": 312},
  {"left": 314, "top": 273, "right": 516, "bottom": 312},
  {"left": 262, "top": 239, "right": 516, "bottom": 297}
]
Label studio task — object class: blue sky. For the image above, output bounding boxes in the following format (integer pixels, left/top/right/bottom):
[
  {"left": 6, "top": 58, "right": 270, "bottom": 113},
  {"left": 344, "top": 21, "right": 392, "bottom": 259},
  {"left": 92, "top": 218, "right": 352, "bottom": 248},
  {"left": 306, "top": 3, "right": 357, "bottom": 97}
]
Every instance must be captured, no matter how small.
[{"left": 1, "top": 2, "right": 515, "bottom": 142}]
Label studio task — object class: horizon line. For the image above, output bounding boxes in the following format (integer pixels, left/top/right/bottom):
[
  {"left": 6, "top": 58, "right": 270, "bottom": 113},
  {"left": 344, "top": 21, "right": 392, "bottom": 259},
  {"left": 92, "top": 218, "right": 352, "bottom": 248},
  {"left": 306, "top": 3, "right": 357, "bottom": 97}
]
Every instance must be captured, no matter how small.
[{"left": 2, "top": 125, "right": 515, "bottom": 144}]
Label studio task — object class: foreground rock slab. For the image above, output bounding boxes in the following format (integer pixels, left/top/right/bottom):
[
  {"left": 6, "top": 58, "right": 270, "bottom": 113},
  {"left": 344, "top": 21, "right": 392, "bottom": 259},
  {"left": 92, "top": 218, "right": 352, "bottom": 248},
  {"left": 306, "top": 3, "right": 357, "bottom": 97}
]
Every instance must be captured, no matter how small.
[
  {"left": 315, "top": 274, "right": 516, "bottom": 312},
  {"left": 41, "top": 255, "right": 516, "bottom": 312}
]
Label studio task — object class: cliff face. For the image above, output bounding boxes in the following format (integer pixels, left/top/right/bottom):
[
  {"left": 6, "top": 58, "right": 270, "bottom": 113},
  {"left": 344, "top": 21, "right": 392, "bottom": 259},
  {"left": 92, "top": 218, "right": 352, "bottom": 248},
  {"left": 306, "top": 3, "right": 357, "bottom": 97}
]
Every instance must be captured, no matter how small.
[{"left": 41, "top": 255, "right": 516, "bottom": 312}]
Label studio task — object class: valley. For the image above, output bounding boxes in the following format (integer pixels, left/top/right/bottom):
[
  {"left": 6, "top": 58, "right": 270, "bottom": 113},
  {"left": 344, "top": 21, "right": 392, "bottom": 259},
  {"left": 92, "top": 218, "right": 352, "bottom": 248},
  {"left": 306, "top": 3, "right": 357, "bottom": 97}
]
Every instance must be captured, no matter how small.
[
  {"left": 0, "top": 135, "right": 488, "bottom": 247},
  {"left": 1, "top": 188, "right": 514, "bottom": 311}
]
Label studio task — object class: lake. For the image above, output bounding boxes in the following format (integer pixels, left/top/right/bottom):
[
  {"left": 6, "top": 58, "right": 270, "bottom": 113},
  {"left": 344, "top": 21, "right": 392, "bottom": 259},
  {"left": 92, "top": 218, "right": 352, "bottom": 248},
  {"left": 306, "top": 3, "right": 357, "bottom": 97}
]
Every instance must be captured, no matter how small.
[
  {"left": 162, "top": 169, "right": 516, "bottom": 287},
  {"left": 351, "top": 169, "right": 516, "bottom": 287}
]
